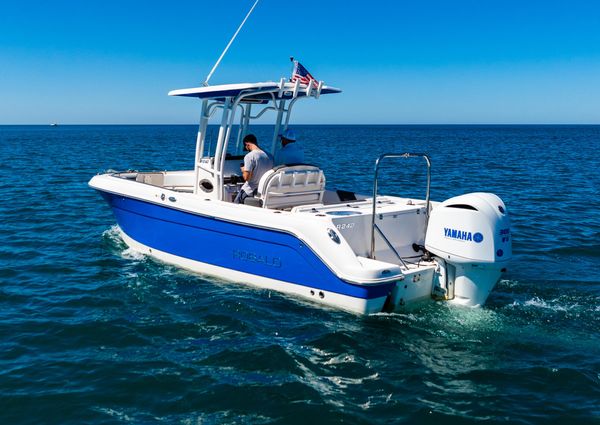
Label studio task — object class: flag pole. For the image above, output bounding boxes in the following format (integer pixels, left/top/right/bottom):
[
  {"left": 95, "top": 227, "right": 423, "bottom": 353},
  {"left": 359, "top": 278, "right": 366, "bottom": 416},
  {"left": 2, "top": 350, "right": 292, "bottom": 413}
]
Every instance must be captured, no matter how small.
[{"left": 203, "top": 0, "right": 260, "bottom": 86}]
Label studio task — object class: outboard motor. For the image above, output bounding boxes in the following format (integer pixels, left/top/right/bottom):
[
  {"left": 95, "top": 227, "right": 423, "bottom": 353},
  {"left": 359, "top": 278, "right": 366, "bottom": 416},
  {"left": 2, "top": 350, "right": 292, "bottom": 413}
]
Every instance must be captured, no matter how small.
[{"left": 425, "top": 193, "right": 511, "bottom": 306}]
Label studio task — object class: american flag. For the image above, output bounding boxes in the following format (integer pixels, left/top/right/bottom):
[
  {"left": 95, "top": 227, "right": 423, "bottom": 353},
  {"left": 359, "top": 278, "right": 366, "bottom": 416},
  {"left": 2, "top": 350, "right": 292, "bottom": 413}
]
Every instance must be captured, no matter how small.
[{"left": 290, "top": 60, "right": 318, "bottom": 88}]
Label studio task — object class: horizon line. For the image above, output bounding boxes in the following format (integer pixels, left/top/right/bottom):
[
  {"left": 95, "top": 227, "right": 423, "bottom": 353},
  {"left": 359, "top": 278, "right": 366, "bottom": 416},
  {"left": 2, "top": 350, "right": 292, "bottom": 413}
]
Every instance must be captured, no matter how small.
[{"left": 2, "top": 123, "right": 600, "bottom": 126}]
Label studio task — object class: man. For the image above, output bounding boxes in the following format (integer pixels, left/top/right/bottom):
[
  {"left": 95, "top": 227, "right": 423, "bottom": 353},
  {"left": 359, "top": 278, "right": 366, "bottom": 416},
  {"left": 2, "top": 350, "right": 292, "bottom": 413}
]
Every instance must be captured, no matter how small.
[
  {"left": 274, "top": 129, "right": 304, "bottom": 166},
  {"left": 234, "top": 134, "right": 273, "bottom": 204}
]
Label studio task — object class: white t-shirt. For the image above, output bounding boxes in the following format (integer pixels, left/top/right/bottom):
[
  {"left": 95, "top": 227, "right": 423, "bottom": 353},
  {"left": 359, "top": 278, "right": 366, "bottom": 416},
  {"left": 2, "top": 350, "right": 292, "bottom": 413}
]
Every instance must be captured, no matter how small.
[{"left": 242, "top": 149, "right": 273, "bottom": 194}]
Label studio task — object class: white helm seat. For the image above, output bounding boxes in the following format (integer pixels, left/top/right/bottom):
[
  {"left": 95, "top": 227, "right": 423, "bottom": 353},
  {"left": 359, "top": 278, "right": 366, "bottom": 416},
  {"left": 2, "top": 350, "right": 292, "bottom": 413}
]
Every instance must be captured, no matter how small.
[{"left": 256, "top": 165, "right": 325, "bottom": 209}]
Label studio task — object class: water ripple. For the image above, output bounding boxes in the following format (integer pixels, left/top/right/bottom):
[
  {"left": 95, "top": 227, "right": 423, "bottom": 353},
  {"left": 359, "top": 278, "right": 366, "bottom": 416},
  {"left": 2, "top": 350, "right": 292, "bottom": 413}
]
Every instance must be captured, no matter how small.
[{"left": 1, "top": 125, "right": 599, "bottom": 423}]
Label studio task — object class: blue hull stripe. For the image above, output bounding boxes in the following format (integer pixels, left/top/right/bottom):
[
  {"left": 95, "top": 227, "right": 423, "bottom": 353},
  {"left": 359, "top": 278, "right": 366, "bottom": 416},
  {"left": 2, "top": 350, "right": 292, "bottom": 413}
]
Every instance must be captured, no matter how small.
[{"left": 98, "top": 191, "right": 394, "bottom": 299}]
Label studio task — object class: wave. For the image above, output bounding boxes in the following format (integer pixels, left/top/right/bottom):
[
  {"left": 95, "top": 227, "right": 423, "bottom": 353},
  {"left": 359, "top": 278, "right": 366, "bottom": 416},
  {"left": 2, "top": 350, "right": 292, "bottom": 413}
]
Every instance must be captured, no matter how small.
[
  {"left": 120, "top": 248, "right": 147, "bottom": 261},
  {"left": 547, "top": 244, "right": 600, "bottom": 258},
  {"left": 507, "top": 295, "right": 589, "bottom": 313},
  {"left": 102, "top": 225, "right": 127, "bottom": 248},
  {"left": 102, "top": 225, "right": 148, "bottom": 262}
]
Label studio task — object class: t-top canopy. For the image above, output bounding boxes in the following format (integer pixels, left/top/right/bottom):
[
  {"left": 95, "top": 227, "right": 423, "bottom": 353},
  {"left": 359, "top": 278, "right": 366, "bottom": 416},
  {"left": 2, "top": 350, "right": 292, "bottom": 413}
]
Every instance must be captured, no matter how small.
[{"left": 168, "top": 81, "right": 341, "bottom": 102}]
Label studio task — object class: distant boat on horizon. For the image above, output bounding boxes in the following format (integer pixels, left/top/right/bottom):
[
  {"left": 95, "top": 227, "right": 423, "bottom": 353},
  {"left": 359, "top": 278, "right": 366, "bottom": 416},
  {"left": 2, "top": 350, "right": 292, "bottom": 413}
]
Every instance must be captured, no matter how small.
[{"left": 50, "top": 123, "right": 58, "bottom": 127}]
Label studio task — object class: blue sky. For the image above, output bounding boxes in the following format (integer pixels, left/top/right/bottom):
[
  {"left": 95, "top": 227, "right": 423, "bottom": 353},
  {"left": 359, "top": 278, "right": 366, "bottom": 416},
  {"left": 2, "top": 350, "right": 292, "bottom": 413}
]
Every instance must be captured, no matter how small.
[{"left": 1, "top": 0, "right": 599, "bottom": 124}]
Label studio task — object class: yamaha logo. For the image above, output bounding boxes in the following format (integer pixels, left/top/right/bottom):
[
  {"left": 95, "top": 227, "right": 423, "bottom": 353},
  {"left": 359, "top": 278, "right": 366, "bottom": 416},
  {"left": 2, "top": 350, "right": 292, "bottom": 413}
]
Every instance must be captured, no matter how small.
[{"left": 444, "top": 228, "right": 484, "bottom": 243}]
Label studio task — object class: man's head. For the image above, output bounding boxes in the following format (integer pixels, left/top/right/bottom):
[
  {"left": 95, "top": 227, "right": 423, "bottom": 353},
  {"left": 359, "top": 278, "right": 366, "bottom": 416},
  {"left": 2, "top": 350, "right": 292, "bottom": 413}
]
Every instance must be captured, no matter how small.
[
  {"left": 280, "top": 129, "right": 296, "bottom": 146},
  {"left": 243, "top": 134, "right": 258, "bottom": 151}
]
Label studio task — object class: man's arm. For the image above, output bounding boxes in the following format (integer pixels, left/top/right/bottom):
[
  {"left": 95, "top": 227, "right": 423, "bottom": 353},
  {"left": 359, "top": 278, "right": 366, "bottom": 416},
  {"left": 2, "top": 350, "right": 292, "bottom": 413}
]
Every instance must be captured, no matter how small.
[{"left": 242, "top": 153, "right": 255, "bottom": 181}]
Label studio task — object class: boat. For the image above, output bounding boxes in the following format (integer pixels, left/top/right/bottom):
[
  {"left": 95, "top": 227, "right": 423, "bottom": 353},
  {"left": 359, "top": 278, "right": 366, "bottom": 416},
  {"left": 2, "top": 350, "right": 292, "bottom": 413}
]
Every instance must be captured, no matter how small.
[{"left": 89, "top": 75, "right": 512, "bottom": 314}]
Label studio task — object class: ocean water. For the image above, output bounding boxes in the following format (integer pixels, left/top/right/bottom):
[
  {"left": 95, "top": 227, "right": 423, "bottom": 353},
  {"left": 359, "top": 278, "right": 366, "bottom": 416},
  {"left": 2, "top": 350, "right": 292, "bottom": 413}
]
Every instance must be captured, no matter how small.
[{"left": 0, "top": 124, "right": 599, "bottom": 424}]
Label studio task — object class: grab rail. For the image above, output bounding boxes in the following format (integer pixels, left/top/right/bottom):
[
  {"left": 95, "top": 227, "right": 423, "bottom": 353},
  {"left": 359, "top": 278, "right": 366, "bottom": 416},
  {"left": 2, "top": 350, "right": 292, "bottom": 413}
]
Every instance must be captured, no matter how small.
[{"left": 370, "top": 153, "right": 431, "bottom": 260}]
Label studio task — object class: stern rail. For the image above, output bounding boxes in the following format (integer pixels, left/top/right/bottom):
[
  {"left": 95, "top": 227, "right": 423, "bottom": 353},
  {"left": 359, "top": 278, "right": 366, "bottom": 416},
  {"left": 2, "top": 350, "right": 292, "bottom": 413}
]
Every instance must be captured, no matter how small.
[{"left": 370, "top": 153, "right": 431, "bottom": 259}]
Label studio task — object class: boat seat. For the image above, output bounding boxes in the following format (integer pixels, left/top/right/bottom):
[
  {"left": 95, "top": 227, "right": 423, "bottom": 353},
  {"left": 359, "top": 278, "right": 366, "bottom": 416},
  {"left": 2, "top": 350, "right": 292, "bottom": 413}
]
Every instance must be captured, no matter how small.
[
  {"left": 256, "top": 164, "right": 326, "bottom": 209},
  {"left": 136, "top": 172, "right": 165, "bottom": 186}
]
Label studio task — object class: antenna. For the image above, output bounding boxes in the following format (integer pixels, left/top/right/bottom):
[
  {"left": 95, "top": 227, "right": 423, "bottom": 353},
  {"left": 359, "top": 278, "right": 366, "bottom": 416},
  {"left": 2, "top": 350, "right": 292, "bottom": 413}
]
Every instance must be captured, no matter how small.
[{"left": 203, "top": 0, "right": 260, "bottom": 86}]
